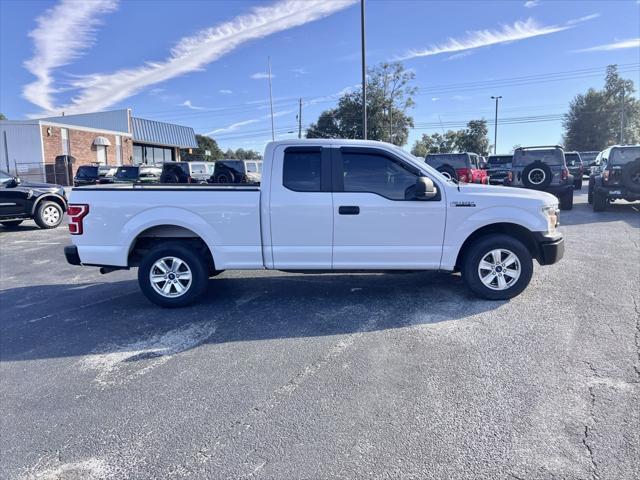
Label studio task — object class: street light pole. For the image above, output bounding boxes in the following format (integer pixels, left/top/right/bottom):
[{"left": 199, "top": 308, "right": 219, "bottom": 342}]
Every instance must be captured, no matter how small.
[
  {"left": 268, "top": 56, "right": 275, "bottom": 141},
  {"left": 360, "top": 0, "right": 367, "bottom": 140},
  {"left": 491, "top": 95, "right": 502, "bottom": 154}
]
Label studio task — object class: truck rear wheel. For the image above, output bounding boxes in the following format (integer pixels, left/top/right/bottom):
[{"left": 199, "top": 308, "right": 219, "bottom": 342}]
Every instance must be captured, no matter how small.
[
  {"left": 138, "top": 242, "right": 208, "bottom": 308},
  {"left": 558, "top": 190, "right": 573, "bottom": 210},
  {"left": 461, "top": 234, "right": 533, "bottom": 300},
  {"left": 592, "top": 189, "right": 607, "bottom": 212}
]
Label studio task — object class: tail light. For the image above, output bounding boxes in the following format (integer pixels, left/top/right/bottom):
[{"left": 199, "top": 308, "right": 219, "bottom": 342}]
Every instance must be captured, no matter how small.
[
  {"left": 68, "top": 204, "right": 89, "bottom": 235},
  {"left": 561, "top": 167, "right": 569, "bottom": 181},
  {"left": 603, "top": 169, "right": 610, "bottom": 183},
  {"left": 507, "top": 171, "right": 513, "bottom": 183}
]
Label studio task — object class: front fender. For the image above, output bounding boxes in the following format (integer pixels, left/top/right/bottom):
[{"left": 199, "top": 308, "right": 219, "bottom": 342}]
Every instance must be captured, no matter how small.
[
  {"left": 30, "top": 193, "right": 67, "bottom": 214},
  {"left": 441, "top": 206, "right": 546, "bottom": 270}
]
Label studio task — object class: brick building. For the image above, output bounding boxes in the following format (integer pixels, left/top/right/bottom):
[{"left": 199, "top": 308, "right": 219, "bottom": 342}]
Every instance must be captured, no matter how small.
[{"left": 1, "top": 109, "right": 197, "bottom": 185}]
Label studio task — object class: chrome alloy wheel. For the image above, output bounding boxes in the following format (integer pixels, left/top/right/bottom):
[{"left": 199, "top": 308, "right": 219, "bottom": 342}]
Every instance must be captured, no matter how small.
[
  {"left": 42, "top": 205, "right": 61, "bottom": 225},
  {"left": 528, "top": 168, "right": 546, "bottom": 185},
  {"left": 477, "top": 248, "right": 521, "bottom": 291},
  {"left": 149, "top": 256, "right": 193, "bottom": 298}
]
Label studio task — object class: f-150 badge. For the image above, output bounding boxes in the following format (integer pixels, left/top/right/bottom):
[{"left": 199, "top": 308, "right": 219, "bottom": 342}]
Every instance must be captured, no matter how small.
[{"left": 451, "top": 201, "right": 476, "bottom": 207}]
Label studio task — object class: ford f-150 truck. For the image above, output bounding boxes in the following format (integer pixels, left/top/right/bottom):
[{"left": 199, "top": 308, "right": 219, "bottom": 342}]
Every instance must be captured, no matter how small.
[{"left": 64, "top": 140, "right": 564, "bottom": 307}]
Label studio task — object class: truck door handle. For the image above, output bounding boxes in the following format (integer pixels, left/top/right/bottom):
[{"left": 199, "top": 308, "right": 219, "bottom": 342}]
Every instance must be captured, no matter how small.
[{"left": 339, "top": 206, "right": 360, "bottom": 215}]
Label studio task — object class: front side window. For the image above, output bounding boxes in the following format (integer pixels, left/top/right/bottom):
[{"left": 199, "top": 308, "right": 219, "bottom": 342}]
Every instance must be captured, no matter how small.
[
  {"left": 342, "top": 152, "right": 418, "bottom": 200},
  {"left": 283, "top": 150, "right": 321, "bottom": 192},
  {"left": 0, "top": 170, "right": 12, "bottom": 184}
]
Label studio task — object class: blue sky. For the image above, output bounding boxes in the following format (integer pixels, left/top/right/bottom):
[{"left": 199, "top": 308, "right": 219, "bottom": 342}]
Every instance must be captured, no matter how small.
[{"left": 1, "top": 0, "right": 638, "bottom": 154}]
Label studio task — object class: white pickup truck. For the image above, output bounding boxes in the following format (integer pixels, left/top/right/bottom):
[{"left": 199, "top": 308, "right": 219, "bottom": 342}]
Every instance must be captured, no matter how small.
[{"left": 65, "top": 139, "right": 564, "bottom": 307}]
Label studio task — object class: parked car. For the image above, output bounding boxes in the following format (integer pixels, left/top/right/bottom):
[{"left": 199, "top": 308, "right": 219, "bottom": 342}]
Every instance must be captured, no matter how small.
[
  {"left": 65, "top": 139, "right": 564, "bottom": 307},
  {"left": 486, "top": 154, "right": 513, "bottom": 185},
  {"left": 208, "top": 160, "right": 261, "bottom": 184},
  {"left": 73, "top": 165, "right": 117, "bottom": 186},
  {"left": 579, "top": 151, "right": 600, "bottom": 175},
  {"left": 159, "top": 162, "right": 214, "bottom": 184},
  {"left": 425, "top": 152, "right": 488, "bottom": 184},
  {"left": 590, "top": 145, "right": 640, "bottom": 211},
  {"left": 564, "top": 152, "right": 584, "bottom": 190},
  {"left": 587, "top": 150, "right": 606, "bottom": 204},
  {"left": 504, "top": 145, "right": 574, "bottom": 210},
  {"left": 112, "top": 165, "right": 162, "bottom": 184},
  {"left": 0, "top": 169, "right": 67, "bottom": 229}
]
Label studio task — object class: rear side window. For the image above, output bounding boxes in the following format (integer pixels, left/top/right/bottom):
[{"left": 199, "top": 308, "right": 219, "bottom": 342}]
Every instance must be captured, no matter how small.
[
  {"left": 76, "top": 166, "right": 98, "bottom": 178},
  {"left": 342, "top": 152, "right": 417, "bottom": 200},
  {"left": 189, "top": 163, "right": 206, "bottom": 174},
  {"left": 610, "top": 146, "right": 640, "bottom": 165},
  {"left": 488, "top": 155, "right": 512, "bottom": 165},
  {"left": 426, "top": 153, "right": 468, "bottom": 168},
  {"left": 283, "top": 150, "right": 322, "bottom": 191}
]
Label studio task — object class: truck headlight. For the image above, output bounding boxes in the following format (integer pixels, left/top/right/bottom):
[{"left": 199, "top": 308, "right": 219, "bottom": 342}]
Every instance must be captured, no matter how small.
[{"left": 542, "top": 205, "right": 559, "bottom": 232}]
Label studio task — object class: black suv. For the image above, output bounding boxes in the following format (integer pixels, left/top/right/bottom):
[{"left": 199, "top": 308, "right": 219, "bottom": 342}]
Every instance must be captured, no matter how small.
[
  {"left": 504, "top": 146, "right": 574, "bottom": 210},
  {"left": 112, "top": 165, "right": 162, "bottom": 184},
  {"left": 486, "top": 154, "right": 512, "bottom": 185},
  {"left": 0, "top": 169, "right": 67, "bottom": 229},
  {"left": 73, "top": 165, "right": 117, "bottom": 186},
  {"left": 564, "top": 152, "right": 584, "bottom": 190},
  {"left": 208, "top": 160, "right": 261, "bottom": 184},
  {"left": 590, "top": 145, "right": 640, "bottom": 211}
]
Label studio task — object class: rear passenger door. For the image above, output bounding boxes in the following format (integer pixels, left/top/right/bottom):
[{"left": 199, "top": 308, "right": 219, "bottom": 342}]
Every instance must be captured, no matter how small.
[
  {"left": 332, "top": 147, "right": 446, "bottom": 269},
  {"left": 269, "top": 146, "right": 333, "bottom": 269}
]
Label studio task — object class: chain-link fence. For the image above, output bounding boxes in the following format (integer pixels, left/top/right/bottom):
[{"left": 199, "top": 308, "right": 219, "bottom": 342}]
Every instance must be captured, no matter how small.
[{"left": 9, "top": 159, "right": 74, "bottom": 186}]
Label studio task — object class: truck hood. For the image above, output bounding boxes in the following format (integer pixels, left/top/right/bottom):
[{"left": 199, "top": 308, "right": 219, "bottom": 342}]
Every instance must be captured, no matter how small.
[{"left": 456, "top": 183, "right": 558, "bottom": 206}]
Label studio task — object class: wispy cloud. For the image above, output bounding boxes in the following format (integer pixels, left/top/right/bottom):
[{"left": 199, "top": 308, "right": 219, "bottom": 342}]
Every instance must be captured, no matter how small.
[
  {"left": 22, "top": 0, "right": 118, "bottom": 112},
  {"left": 524, "top": 0, "right": 540, "bottom": 8},
  {"left": 251, "top": 72, "right": 273, "bottom": 79},
  {"left": 292, "top": 67, "right": 308, "bottom": 76},
  {"left": 566, "top": 13, "right": 600, "bottom": 25},
  {"left": 397, "top": 16, "right": 594, "bottom": 60},
  {"left": 180, "top": 100, "right": 206, "bottom": 110},
  {"left": 446, "top": 50, "right": 474, "bottom": 61},
  {"left": 574, "top": 38, "right": 639, "bottom": 52},
  {"left": 219, "top": 89, "right": 233, "bottom": 94},
  {"left": 26, "top": 0, "right": 357, "bottom": 116},
  {"left": 206, "top": 109, "right": 294, "bottom": 135}
]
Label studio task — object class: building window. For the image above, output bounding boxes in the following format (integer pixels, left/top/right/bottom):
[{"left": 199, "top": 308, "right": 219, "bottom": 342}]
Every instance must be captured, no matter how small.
[
  {"left": 133, "top": 145, "right": 143, "bottom": 165},
  {"left": 61, "top": 128, "right": 69, "bottom": 155},
  {"left": 115, "top": 135, "right": 122, "bottom": 165}
]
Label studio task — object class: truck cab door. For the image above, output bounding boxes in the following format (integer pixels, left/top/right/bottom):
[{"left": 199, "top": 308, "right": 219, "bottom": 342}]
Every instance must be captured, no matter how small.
[
  {"left": 332, "top": 147, "right": 446, "bottom": 269},
  {"left": 0, "top": 174, "right": 28, "bottom": 217},
  {"left": 268, "top": 146, "right": 333, "bottom": 269}
]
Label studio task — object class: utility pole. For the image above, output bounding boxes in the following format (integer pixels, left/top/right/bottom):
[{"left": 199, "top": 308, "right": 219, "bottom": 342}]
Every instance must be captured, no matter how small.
[
  {"left": 620, "top": 84, "right": 625, "bottom": 144},
  {"left": 491, "top": 95, "right": 502, "bottom": 154},
  {"left": 360, "top": 0, "right": 367, "bottom": 140},
  {"left": 298, "top": 98, "right": 302, "bottom": 139},
  {"left": 268, "top": 56, "right": 275, "bottom": 141}
]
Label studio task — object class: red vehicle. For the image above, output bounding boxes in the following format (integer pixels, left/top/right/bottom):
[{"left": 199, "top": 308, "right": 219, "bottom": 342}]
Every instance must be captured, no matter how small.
[{"left": 425, "top": 152, "right": 489, "bottom": 184}]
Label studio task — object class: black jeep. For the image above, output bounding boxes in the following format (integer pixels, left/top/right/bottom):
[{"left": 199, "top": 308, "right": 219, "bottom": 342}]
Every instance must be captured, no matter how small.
[
  {"left": 504, "top": 145, "right": 574, "bottom": 210},
  {"left": 486, "top": 154, "right": 512, "bottom": 185},
  {"left": 590, "top": 145, "right": 640, "bottom": 212},
  {"left": 0, "top": 169, "right": 67, "bottom": 229},
  {"left": 564, "top": 152, "right": 584, "bottom": 190}
]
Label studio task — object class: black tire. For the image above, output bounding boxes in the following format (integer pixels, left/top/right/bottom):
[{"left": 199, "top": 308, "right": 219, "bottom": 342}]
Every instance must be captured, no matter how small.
[
  {"left": 461, "top": 234, "right": 534, "bottom": 300},
  {"left": 437, "top": 165, "right": 458, "bottom": 181},
  {"left": 34, "top": 201, "right": 63, "bottom": 229},
  {"left": 1, "top": 220, "right": 23, "bottom": 228},
  {"left": 521, "top": 162, "right": 552, "bottom": 189},
  {"left": 559, "top": 190, "right": 574, "bottom": 211},
  {"left": 573, "top": 177, "right": 582, "bottom": 190},
  {"left": 620, "top": 158, "right": 640, "bottom": 193},
  {"left": 138, "top": 242, "right": 209, "bottom": 308},
  {"left": 592, "top": 189, "right": 607, "bottom": 212},
  {"left": 587, "top": 177, "right": 594, "bottom": 204}
]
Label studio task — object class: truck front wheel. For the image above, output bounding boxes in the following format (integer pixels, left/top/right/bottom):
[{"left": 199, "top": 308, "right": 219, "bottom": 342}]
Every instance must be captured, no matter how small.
[
  {"left": 138, "top": 242, "right": 208, "bottom": 308},
  {"left": 461, "top": 235, "right": 533, "bottom": 300}
]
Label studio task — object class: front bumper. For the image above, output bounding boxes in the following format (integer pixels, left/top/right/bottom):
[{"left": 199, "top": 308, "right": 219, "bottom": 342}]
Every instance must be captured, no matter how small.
[
  {"left": 533, "top": 232, "right": 564, "bottom": 266},
  {"left": 64, "top": 245, "right": 81, "bottom": 265}
]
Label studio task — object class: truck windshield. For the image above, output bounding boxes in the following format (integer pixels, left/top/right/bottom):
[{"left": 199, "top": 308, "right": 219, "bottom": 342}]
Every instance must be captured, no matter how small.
[
  {"left": 610, "top": 146, "right": 640, "bottom": 165},
  {"left": 76, "top": 166, "right": 98, "bottom": 178},
  {"left": 487, "top": 155, "right": 512, "bottom": 165},
  {"left": 564, "top": 153, "right": 581, "bottom": 166},
  {"left": 115, "top": 167, "right": 140, "bottom": 179},
  {"left": 513, "top": 149, "right": 564, "bottom": 166},
  {"left": 426, "top": 154, "right": 469, "bottom": 168}
]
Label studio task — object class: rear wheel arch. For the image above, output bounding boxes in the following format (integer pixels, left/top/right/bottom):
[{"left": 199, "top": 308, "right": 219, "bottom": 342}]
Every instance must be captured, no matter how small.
[
  {"left": 455, "top": 223, "right": 539, "bottom": 270},
  {"left": 127, "top": 225, "right": 216, "bottom": 274}
]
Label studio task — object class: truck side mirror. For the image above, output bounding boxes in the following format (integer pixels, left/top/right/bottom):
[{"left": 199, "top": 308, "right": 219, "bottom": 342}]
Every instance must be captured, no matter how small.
[
  {"left": 8, "top": 177, "right": 20, "bottom": 188},
  {"left": 415, "top": 176, "right": 437, "bottom": 200}
]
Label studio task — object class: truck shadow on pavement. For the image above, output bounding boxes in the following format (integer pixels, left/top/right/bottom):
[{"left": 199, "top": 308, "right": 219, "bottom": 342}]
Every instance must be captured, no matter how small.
[{"left": 0, "top": 271, "right": 504, "bottom": 363}]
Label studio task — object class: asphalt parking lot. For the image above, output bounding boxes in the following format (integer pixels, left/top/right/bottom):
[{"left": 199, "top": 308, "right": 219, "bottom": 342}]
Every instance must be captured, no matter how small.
[{"left": 1, "top": 189, "right": 639, "bottom": 480}]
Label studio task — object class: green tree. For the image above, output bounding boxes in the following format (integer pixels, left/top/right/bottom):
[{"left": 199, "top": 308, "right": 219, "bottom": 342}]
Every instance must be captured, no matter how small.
[
  {"left": 455, "top": 119, "right": 490, "bottom": 155},
  {"left": 195, "top": 134, "right": 223, "bottom": 160},
  {"left": 224, "top": 148, "right": 236, "bottom": 159},
  {"left": 307, "top": 62, "right": 416, "bottom": 146},
  {"left": 0, "top": 113, "right": 6, "bottom": 120},
  {"left": 411, "top": 131, "right": 459, "bottom": 156},
  {"left": 563, "top": 65, "right": 640, "bottom": 150}
]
